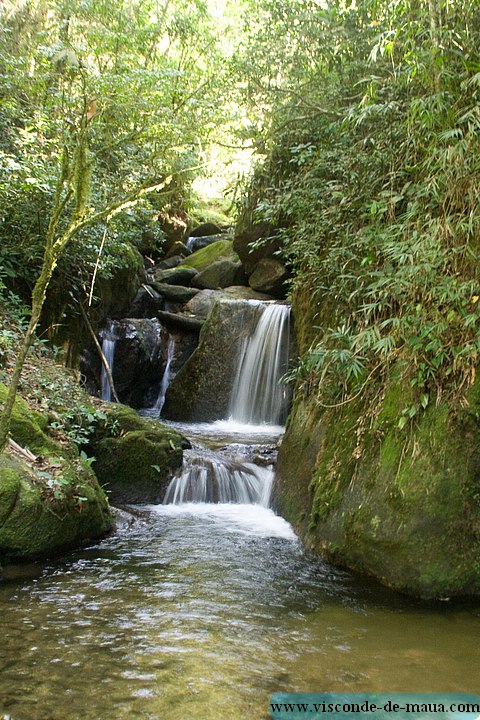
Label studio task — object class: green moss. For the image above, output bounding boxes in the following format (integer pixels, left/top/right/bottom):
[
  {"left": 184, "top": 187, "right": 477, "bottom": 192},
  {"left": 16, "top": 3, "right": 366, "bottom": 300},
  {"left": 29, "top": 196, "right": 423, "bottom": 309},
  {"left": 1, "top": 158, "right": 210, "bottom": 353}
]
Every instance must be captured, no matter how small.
[
  {"left": 0, "top": 382, "right": 58, "bottom": 454},
  {"left": 278, "top": 362, "right": 480, "bottom": 598},
  {"left": 181, "top": 239, "right": 237, "bottom": 270},
  {"left": 0, "top": 455, "right": 113, "bottom": 559},
  {"left": 89, "top": 404, "right": 187, "bottom": 503}
]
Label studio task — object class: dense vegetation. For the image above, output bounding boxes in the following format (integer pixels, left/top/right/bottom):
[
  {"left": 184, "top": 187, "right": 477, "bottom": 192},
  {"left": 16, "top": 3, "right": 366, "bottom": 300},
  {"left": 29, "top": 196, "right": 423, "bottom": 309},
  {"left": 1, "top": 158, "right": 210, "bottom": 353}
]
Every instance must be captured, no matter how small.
[
  {"left": 2, "top": 0, "right": 480, "bottom": 438},
  {"left": 239, "top": 0, "right": 480, "bottom": 425}
]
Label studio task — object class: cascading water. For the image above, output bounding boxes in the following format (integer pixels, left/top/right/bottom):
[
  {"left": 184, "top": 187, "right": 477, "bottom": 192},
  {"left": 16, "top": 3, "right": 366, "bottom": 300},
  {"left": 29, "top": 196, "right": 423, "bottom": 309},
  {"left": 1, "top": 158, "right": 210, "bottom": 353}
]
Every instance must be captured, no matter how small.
[
  {"left": 164, "top": 301, "right": 291, "bottom": 506},
  {"left": 228, "top": 303, "right": 291, "bottom": 425},
  {"left": 163, "top": 448, "right": 273, "bottom": 505},
  {"left": 100, "top": 321, "right": 117, "bottom": 402},
  {"left": 155, "top": 334, "right": 175, "bottom": 413}
]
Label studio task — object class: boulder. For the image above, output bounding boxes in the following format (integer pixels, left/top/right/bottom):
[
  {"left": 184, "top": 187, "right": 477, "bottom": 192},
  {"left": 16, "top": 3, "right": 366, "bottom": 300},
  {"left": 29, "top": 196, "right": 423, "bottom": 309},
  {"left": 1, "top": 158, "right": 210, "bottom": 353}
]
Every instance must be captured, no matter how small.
[
  {"left": 181, "top": 239, "right": 238, "bottom": 272},
  {"left": 153, "top": 266, "right": 198, "bottom": 286},
  {"left": 157, "top": 310, "right": 203, "bottom": 334},
  {"left": 164, "top": 241, "right": 191, "bottom": 259},
  {"left": 0, "top": 383, "right": 113, "bottom": 560},
  {"left": 191, "top": 258, "right": 244, "bottom": 290},
  {"left": 127, "top": 285, "right": 164, "bottom": 318},
  {"left": 89, "top": 404, "right": 189, "bottom": 504},
  {"left": 276, "top": 362, "right": 480, "bottom": 599},
  {"left": 150, "top": 282, "right": 200, "bottom": 303},
  {"left": 248, "top": 258, "right": 288, "bottom": 297},
  {"left": 99, "top": 318, "right": 164, "bottom": 408},
  {"left": 233, "top": 220, "right": 281, "bottom": 275},
  {"left": 190, "top": 222, "right": 224, "bottom": 237},
  {"left": 184, "top": 287, "right": 274, "bottom": 320},
  {"left": 163, "top": 299, "right": 264, "bottom": 422},
  {"left": 186, "top": 234, "right": 225, "bottom": 253}
]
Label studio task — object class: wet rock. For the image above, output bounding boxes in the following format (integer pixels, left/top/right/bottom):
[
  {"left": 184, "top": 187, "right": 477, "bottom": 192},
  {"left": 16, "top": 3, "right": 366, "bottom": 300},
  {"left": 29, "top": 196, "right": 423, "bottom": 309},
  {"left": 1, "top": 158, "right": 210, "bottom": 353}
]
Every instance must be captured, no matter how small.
[
  {"left": 127, "top": 285, "right": 164, "bottom": 318},
  {"left": 163, "top": 299, "right": 263, "bottom": 422},
  {"left": 157, "top": 310, "right": 203, "bottom": 334},
  {"left": 103, "top": 318, "right": 164, "bottom": 408}
]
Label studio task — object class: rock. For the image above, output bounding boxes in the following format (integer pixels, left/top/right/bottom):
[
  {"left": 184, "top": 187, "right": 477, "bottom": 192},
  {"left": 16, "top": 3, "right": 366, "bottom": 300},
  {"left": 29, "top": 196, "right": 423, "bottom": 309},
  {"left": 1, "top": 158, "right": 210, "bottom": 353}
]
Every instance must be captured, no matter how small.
[
  {"left": 89, "top": 404, "right": 189, "bottom": 504},
  {"left": 153, "top": 266, "right": 198, "bottom": 286},
  {"left": 164, "top": 241, "right": 191, "bottom": 259},
  {"left": 163, "top": 299, "right": 264, "bottom": 422},
  {"left": 184, "top": 287, "right": 274, "bottom": 320},
  {"left": 186, "top": 234, "right": 225, "bottom": 253},
  {"left": 248, "top": 258, "right": 288, "bottom": 297},
  {"left": 155, "top": 255, "right": 184, "bottom": 270},
  {"left": 191, "top": 258, "right": 243, "bottom": 290},
  {"left": 190, "top": 222, "right": 224, "bottom": 237},
  {"left": 157, "top": 310, "right": 203, "bottom": 334},
  {"left": 127, "top": 285, "right": 164, "bottom": 318},
  {"left": 150, "top": 282, "right": 200, "bottom": 303},
  {"left": 157, "top": 210, "right": 188, "bottom": 246},
  {"left": 276, "top": 353, "right": 480, "bottom": 599},
  {"left": 233, "top": 220, "right": 281, "bottom": 275},
  {"left": 181, "top": 239, "right": 238, "bottom": 272},
  {"left": 0, "top": 383, "right": 113, "bottom": 560}
]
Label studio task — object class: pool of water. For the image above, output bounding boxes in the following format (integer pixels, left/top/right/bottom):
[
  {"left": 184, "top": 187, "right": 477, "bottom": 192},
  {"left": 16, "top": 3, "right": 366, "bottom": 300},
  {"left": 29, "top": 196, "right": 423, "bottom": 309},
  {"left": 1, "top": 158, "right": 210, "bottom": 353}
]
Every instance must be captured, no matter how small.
[{"left": 1, "top": 422, "right": 479, "bottom": 720}]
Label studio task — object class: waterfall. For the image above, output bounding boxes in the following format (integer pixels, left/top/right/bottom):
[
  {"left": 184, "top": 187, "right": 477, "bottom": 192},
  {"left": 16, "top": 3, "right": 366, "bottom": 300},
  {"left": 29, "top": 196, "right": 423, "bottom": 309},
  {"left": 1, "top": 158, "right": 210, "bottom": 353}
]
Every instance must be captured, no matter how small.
[
  {"left": 228, "top": 303, "right": 291, "bottom": 425},
  {"left": 100, "top": 322, "right": 117, "bottom": 402},
  {"left": 163, "top": 448, "right": 274, "bottom": 505},
  {"left": 155, "top": 334, "right": 175, "bottom": 413}
]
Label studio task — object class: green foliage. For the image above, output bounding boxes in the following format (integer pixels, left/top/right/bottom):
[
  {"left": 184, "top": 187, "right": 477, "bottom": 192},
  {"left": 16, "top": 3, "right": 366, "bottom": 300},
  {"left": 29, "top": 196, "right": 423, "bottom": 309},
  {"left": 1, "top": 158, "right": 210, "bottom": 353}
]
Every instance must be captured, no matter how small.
[{"left": 240, "top": 0, "right": 480, "bottom": 417}]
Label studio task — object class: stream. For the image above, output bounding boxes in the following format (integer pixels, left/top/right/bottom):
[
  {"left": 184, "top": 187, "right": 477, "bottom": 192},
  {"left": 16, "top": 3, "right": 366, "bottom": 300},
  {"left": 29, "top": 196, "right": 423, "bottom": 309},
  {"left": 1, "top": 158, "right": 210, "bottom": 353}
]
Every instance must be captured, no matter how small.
[
  {"left": 1, "top": 420, "right": 480, "bottom": 720},
  {"left": 2, "top": 302, "right": 480, "bottom": 719}
]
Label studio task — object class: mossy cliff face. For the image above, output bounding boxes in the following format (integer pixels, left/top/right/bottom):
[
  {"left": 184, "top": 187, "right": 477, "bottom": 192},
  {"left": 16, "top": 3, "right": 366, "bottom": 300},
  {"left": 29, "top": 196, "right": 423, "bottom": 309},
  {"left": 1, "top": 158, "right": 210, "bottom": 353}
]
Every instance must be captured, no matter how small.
[
  {"left": 277, "top": 379, "right": 480, "bottom": 599},
  {"left": 277, "top": 289, "right": 480, "bottom": 599},
  {"left": 88, "top": 404, "right": 189, "bottom": 503},
  {"left": 0, "top": 384, "right": 113, "bottom": 560}
]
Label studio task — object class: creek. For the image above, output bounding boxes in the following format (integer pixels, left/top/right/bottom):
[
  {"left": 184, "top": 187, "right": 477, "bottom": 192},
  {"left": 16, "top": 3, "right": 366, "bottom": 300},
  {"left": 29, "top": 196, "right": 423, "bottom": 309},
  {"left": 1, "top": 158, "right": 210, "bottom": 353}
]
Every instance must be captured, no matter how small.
[{"left": 1, "top": 301, "right": 479, "bottom": 719}]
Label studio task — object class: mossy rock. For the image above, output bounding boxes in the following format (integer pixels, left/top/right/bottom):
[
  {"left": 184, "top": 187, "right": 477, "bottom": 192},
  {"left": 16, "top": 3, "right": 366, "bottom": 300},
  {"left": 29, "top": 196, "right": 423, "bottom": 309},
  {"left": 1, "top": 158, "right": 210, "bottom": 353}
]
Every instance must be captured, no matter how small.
[
  {"left": 163, "top": 299, "right": 263, "bottom": 422},
  {"left": 181, "top": 239, "right": 238, "bottom": 271},
  {"left": 277, "top": 379, "right": 480, "bottom": 599},
  {"left": 89, "top": 403, "right": 188, "bottom": 503},
  {"left": 0, "top": 454, "right": 113, "bottom": 560},
  {"left": 0, "top": 383, "right": 58, "bottom": 455}
]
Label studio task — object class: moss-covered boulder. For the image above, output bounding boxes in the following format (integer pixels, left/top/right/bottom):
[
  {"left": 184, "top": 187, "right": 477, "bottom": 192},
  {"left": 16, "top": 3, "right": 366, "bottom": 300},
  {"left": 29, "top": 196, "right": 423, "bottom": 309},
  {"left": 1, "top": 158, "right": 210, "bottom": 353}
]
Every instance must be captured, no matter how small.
[
  {"left": 0, "top": 383, "right": 113, "bottom": 560},
  {"left": 0, "top": 454, "right": 113, "bottom": 559},
  {"left": 181, "top": 239, "right": 238, "bottom": 271},
  {"left": 277, "top": 377, "right": 480, "bottom": 599},
  {"left": 89, "top": 404, "right": 189, "bottom": 503}
]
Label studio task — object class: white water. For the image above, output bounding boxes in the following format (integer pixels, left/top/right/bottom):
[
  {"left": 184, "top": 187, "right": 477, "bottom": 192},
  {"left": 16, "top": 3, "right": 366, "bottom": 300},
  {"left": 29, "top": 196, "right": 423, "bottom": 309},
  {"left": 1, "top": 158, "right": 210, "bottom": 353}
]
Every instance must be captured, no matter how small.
[
  {"left": 155, "top": 334, "right": 175, "bottom": 413},
  {"left": 163, "top": 448, "right": 274, "bottom": 505},
  {"left": 164, "top": 303, "right": 291, "bottom": 507},
  {"left": 100, "top": 322, "right": 117, "bottom": 402},
  {"left": 228, "top": 303, "right": 290, "bottom": 425}
]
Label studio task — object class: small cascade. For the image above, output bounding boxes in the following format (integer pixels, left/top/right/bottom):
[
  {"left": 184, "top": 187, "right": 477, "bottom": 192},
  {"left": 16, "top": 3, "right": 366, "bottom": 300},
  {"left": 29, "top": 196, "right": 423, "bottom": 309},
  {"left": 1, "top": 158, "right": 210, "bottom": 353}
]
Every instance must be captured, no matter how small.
[
  {"left": 229, "top": 303, "right": 291, "bottom": 425},
  {"left": 155, "top": 334, "right": 175, "bottom": 413},
  {"left": 163, "top": 448, "right": 274, "bottom": 505},
  {"left": 185, "top": 236, "right": 195, "bottom": 251},
  {"left": 100, "top": 321, "right": 118, "bottom": 402}
]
